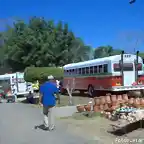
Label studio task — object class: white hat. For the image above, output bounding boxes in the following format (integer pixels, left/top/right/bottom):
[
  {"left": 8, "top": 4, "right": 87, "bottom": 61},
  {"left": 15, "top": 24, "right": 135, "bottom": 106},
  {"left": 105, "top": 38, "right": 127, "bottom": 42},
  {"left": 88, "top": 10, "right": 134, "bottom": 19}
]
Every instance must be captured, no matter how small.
[{"left": 48, "top": 75, "right": 54, "bottom": 80}]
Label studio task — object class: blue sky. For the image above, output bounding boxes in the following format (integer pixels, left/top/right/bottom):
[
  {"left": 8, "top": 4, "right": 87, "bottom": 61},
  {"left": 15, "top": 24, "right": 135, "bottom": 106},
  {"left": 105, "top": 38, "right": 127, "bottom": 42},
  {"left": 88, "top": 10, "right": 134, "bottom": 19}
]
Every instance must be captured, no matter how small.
[{"left": 0, "top": 0, "right": 144, "bottom": 52}]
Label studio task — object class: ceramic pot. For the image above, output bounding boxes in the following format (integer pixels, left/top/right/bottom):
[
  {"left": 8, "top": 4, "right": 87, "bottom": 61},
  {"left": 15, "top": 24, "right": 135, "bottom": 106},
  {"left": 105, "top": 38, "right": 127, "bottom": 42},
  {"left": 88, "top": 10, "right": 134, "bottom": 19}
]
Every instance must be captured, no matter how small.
[
  {"left": 94, "top": 97, "right": 100, "bottom": 105},
  {"left": 76, "top": 105, "right": 85, "bottom": 112},
  {"left": 100, "top": 96, "right": 106, "bottom": 105},
  {"left": 128, "top": 98, "right": 134, "bottom": 105},
  {"left": 84, "top": 104, "right": 91, "bottom": 111},
  {"left": 117, "top": 95, "right": 123, "bottom": 103},
  {"left": 111, "top": 95, "right": 117, "bottom": 103},
  {"left": 140, "top": 98, "right": 144, "bottom": 106},
  {"left": 105, "top": 94, "right": 111, "bottom": 103},
  {"left": 99, "top": 104, "right": 104, "bottom": 111},
  {"left": 134, "top": 98, "right": 140, "bottom": 107},
  {"left": 104, "top": 104, "right": 109, "bottom": 111},
  {"left": 122, "top": 94, "right": 128, "bottom": 103},
  {"left": 93, "top": 105, "right": 100, "bottom": 112}
]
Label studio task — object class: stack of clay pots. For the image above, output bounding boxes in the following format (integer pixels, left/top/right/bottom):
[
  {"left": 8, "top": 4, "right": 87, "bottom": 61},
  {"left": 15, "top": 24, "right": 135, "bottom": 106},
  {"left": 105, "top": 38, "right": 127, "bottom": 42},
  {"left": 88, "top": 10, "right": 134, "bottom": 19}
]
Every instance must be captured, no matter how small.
[
  {"left": 77, "top": 93, "right": 144, "bottom": 113},
  {"left": 93, "top": 94, "right": 112, "bottom": 112},
  {"left": 76, "top": 104, "right": 92, "bottom": 112}
]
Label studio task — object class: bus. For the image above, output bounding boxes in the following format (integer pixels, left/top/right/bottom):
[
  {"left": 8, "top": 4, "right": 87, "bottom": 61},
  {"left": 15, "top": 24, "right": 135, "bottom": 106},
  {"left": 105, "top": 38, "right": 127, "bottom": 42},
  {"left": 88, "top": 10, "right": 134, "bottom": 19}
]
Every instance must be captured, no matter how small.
[{"left": 62, "top": 53, "right": 144, "bottom": 96}]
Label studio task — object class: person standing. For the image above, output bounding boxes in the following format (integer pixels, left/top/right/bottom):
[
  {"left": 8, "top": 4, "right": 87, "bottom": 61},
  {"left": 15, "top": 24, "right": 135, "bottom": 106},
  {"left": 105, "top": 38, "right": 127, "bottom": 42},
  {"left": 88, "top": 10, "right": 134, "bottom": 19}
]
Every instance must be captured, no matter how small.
[{"left": 39, "top": 75, "right": 60, "bottom": 131}]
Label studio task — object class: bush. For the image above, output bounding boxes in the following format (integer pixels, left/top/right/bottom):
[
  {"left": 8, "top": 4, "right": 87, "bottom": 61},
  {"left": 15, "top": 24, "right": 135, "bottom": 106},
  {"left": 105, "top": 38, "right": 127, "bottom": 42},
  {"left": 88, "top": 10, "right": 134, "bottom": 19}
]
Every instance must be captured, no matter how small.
[{"left": 24, "top": 67, "right": 64, "bottom": 82}]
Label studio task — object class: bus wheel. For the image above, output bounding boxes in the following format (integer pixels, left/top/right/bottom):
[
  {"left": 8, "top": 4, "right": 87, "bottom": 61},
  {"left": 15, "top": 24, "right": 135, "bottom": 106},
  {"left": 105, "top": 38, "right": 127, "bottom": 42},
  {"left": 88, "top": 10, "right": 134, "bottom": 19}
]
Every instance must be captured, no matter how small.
[{"left": 88, "top": 85, "right": 95, "bottom": 97}]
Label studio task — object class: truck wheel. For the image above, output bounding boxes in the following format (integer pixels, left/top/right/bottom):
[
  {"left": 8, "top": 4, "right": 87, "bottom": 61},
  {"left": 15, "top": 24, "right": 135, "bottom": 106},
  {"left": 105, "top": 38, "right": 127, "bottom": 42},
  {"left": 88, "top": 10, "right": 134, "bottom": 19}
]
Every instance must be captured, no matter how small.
[{"left": 88, "top": 85, "right": 95, "bottom": 97}]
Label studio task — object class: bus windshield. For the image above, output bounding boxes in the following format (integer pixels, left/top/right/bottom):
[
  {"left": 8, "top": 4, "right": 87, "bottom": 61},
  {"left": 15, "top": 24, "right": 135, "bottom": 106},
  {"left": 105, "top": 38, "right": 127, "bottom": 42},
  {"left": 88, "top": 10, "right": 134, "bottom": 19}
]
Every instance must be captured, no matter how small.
[{"left": 113, "top": 63, "right": 133, "bottom": 72}]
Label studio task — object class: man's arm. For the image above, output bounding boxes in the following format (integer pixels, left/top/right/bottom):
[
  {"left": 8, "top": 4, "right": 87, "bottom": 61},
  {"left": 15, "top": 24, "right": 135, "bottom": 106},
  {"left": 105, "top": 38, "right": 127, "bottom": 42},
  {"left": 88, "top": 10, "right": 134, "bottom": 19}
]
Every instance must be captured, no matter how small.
[{"left": 53, "top": 85, "right": 60, "bottom": 104}]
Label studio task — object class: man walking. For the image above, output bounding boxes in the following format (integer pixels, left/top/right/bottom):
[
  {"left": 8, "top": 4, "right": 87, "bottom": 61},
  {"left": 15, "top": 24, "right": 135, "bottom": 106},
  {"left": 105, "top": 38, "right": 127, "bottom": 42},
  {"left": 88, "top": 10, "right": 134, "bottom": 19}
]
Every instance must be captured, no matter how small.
[{"left": 39, "top": 75, "right": 60, "bottom": 131}]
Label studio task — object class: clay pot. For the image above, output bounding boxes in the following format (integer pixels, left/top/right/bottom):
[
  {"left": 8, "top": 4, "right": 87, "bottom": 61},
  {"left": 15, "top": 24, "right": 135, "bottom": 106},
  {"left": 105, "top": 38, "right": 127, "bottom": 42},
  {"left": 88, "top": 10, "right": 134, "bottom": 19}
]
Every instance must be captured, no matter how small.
[
  {"left": 105, "top": 94, "right": 111, "bottom": 103},
  {"left": 140, "top": 98, "right": 144, "bottom": 106},
  {"left": 84, "top": 104, "right": 91, "bottom": 111},
  {"left": 93, "top": 105, "right": 100, "bottom": 112},
  {"left": 117, "top": 95, "right": 123, "bottom": 103},
  {"left": 110, "top": 102, "right": 118, "bottom": 111},
  {"left": 111, "top": 95, "right": 117, "bottom": 103},
  {"left": 100, "top": 96, "right": 106, "bottom": 105},
  {"left": 76, "top": 105, "right": 85, "bottom": 112},
  {"left": 94, "top": 97, "right": 100, "bottom": 105},
  {"left": 99, "top": 104, "right": 104, "bottom": 111},
  {"left": 104, "top": 104, "right": 109, "bottom": 111},
  {"left": 128, "top": 98, "right": 134, "bottom": 105},
  {"left": 122, "top": 94, "right": 128, "bottom": 103},
  {"left": 134, "top": 98, "right": 140, "bottom": 107}
]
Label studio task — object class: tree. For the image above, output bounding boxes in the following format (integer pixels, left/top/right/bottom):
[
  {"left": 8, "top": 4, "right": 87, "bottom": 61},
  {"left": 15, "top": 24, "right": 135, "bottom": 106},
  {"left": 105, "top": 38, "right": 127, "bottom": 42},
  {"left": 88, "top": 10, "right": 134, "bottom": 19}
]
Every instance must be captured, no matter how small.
[
  {"left": 2, "top": 17, "right": 92, "bottom": 71},
  {"left": 93, "top": 45, "right": 122, "bottom": 59}
]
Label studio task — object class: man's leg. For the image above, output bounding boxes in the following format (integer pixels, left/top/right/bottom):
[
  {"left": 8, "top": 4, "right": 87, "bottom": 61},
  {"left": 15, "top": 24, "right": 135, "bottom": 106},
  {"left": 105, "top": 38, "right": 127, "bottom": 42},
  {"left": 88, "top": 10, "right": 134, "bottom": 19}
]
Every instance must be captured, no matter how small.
[
  {"left": 48, "top": 106, "right": 55, "bottom": 130},
  {"left": 43, "top": 106, "right": 49, "bottom": 129}
]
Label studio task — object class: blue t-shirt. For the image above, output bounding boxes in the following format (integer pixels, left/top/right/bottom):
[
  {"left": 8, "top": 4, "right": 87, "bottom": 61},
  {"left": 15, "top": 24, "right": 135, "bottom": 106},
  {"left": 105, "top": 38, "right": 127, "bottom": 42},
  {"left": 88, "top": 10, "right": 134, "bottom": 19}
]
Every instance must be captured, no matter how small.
[{"left": 40, "top": 81, "right": 59, "bottom": 106}]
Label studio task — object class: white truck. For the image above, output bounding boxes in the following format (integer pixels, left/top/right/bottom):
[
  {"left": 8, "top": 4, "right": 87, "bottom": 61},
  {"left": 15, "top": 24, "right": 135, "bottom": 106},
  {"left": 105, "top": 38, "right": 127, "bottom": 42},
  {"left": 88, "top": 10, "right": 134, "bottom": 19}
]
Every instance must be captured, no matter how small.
[{"left": 0, "top": 72, "right": 33, "bottom": 98}]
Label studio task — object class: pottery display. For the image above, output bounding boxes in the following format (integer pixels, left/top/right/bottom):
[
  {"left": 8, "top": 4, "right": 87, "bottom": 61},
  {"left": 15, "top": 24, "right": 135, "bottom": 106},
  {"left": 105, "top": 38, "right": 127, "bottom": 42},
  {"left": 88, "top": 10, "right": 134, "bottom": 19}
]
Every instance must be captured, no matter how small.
[
  {"left": 100, "top": 96, "right": 106, "bottom": 105},
  {"left": 84, "top": 104, "right": 91, "bottom": 111},
  {"left": 105, "top": 94, "right": 111, "bottom": 103},
  {"left": 111, "top": 95, "right": 117, "bottom": 103},
  {"left": 122, "top": 94, "right": 128, "bottom": 103},
  {"left": 140, "top": 98, "right": 144, "bottom": 106},
  {"left": 93, "top": 105, "right": 100, "bottom": 112},
  {"left": 94, "top": 97, "right": 100, "bottom": 105},
  {"left": 76, "top": 105, "right": 85, "bottom": 112}
]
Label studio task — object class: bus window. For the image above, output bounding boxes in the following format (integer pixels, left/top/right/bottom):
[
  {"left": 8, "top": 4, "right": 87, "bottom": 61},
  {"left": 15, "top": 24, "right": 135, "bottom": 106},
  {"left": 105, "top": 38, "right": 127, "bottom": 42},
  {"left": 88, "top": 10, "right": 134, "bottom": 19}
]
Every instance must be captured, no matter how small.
[
  {"left": 86, "top": 67, "right": 89, "bottom": 74},
  {"left": 137, "top": 63, "right": 142, "bottom": 71},
  {"left": 78, "top": 68, "right": 81, "bottom": 74},
  {"left": 104, "top": 64, "right": 108, "bottom": 73},
  {"left": 82, "top": 68, "right": 85, "bottom": 74},
  {"left": 90, "top": 66, "right": 93, "bottom": 74},
  {"left": 94, "top": 66, "right": 97, "bottom": 73},
  {"left": 113, "top": 63, "right": 133, "bottom": 71},
  {"left": 75, "top": 69, "right": 78, "bottom": 74},
  {"left": 66, "top": 70, "right": 69, "bottom": 75},
  {"left": 68, "top": 69, "right": 71, "bottom": 75},
  {"left": 72, "top": 69, "right": 75, "bottom": 74},
  {"left": 99, "top": 65, "right": 103, "bottom": 73}
]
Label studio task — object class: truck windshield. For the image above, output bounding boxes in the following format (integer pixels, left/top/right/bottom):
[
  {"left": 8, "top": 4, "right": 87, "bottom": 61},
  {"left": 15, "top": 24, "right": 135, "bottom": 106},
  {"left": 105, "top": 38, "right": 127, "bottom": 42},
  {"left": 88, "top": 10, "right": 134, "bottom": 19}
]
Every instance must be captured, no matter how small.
[{"left": 0, "top": 79, "right": 11, "bottom": 93}]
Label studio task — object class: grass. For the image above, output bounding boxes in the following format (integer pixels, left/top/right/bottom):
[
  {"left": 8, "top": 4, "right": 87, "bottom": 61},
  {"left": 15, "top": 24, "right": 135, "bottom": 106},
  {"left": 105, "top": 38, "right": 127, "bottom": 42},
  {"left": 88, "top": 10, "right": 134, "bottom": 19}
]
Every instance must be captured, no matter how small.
[{"left": 56, "top": 95, "right": 89, "bottom": 107}]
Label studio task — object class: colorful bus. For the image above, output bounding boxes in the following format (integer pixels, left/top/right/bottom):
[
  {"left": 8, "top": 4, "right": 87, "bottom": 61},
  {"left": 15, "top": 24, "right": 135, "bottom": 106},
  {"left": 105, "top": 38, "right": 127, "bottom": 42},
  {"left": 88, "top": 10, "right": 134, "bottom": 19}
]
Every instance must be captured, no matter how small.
[{"left": 62, "top": 53, "right": 144, "bottom": 96}]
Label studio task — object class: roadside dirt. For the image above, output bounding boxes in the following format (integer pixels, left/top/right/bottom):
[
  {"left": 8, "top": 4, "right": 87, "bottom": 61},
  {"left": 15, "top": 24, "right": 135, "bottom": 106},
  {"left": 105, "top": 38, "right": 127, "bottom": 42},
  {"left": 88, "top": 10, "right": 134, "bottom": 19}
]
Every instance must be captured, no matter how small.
[{"left": 60, "top": 116, "right": 144, "bottom": 144}]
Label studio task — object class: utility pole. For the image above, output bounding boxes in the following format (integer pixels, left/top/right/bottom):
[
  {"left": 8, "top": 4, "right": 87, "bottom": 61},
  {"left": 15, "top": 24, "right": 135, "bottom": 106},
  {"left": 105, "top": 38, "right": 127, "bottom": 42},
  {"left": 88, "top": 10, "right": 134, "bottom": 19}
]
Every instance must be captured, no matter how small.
[{"left": 129, "top": 0, "right": 136, "bottom": 4}]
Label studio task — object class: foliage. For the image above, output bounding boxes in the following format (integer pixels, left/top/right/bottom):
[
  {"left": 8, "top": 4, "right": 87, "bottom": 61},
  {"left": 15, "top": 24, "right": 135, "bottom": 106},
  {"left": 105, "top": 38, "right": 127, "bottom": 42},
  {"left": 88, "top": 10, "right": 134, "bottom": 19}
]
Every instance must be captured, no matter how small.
[
  {"left": 0, "top": 16, "right": 144, "bottom": 73},
  {"left": 24, "top": 67, "right": 63, "bottom": 82},
  {"left": 93, "top": 45, "right": 144, "bottom": 59},
  {"left": 1, "top": 17, "right": 92, "bottom": 71}
]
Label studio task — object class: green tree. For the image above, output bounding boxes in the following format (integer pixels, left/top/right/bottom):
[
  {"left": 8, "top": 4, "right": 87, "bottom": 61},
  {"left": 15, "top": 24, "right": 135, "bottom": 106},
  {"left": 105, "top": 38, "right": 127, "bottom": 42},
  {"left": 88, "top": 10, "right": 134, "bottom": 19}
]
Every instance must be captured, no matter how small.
[
  {"left": 93, "top": 45, "right": 122, "bottom": 59},
  {"left": 2, "top": 17, "right": 92, "bottom": 71}
]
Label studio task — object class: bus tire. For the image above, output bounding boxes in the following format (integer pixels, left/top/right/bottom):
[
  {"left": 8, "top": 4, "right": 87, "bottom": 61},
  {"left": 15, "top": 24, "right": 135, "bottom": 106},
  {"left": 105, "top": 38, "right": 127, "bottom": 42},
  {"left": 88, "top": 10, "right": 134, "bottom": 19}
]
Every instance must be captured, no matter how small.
[{"left": 88, "top": 85, "right": 95, "bottom": 97}]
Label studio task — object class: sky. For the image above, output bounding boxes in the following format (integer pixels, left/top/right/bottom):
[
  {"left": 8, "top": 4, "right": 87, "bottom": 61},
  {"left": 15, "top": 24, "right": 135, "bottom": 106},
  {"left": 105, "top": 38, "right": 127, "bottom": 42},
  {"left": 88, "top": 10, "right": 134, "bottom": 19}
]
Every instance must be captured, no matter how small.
[{"left": 0, "top": 0, "right": 144, "bottom": 52}]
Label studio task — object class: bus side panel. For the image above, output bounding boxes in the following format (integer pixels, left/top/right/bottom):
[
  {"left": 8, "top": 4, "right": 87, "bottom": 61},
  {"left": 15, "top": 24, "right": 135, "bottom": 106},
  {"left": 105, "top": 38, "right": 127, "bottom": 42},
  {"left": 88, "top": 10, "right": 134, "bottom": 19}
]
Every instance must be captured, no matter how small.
[{"left": 63, "top": 76, "right": 114, "bottom": 90}]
